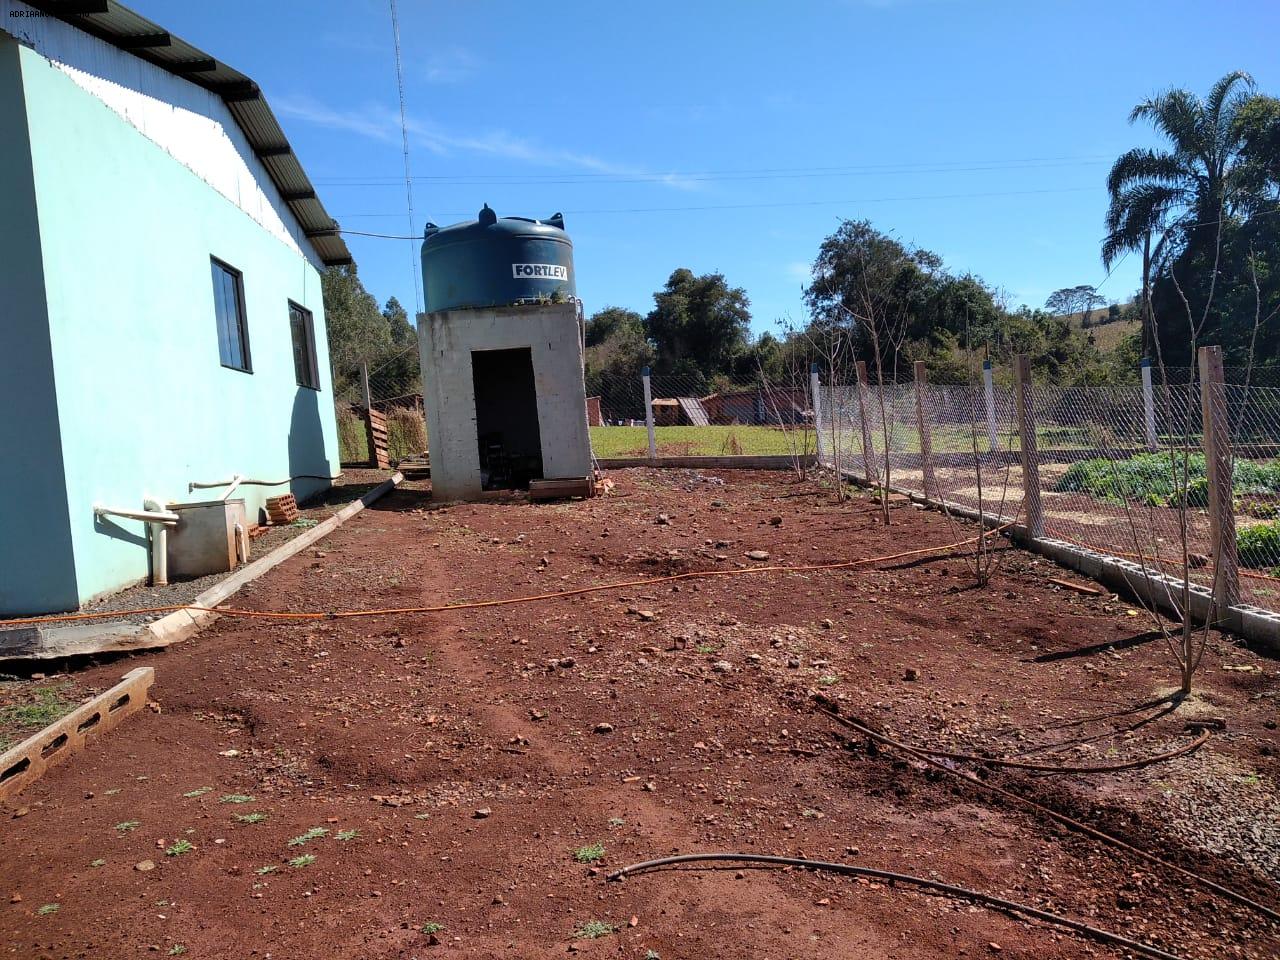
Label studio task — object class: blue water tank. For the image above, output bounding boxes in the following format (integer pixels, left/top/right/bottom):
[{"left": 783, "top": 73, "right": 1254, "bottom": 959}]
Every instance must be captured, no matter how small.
[{"left": 420, "top": 204, "right": 576, "bottom": 313}]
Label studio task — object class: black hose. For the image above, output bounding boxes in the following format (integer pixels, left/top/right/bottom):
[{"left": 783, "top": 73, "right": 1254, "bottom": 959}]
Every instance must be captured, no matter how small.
[
  {"left": 608, "top": 852, "right": 1185, "bottom": 960},
  {"left": 812, "top": 699, "right": 1280, "bottom": 925}
]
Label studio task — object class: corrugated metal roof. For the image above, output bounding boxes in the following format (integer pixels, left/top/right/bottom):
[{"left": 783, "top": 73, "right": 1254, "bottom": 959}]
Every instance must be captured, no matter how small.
[{"left": 23, "top": 0, "right": 352, "bottom": 266}]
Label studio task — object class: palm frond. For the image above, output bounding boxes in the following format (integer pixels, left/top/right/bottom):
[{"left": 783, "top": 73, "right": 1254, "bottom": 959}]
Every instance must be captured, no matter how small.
[
  {"left": 1206, "top": 70, "right": 1255, "bottom": 128},
  {"left": 1105, "top": 148, "right": 1188, "bottom": 195},
  {"left": 1131, "top": 88, "right": 1208, "bottom": 159}
]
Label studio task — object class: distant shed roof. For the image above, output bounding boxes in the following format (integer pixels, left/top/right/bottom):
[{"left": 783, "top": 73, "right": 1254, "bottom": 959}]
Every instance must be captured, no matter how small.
[{"left": 22, "top": 0, "right": 351, "bottom": 266}]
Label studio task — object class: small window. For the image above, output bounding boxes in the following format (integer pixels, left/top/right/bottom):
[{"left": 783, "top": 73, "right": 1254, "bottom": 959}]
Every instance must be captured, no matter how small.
[
  {"left": 289, "top": 301, "right": 320, "bottom": 389},
  {"left": 210, "top": 258, "right": 251, "bottom": 372}
]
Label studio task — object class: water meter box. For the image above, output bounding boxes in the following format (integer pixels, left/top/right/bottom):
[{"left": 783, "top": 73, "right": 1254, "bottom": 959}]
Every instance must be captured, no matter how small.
[
  {"left": 421, "top": 205, "right": 575, "bottom": 313},
  {"left": 165, "top": 499, "right": 248, "bottom": 580}
]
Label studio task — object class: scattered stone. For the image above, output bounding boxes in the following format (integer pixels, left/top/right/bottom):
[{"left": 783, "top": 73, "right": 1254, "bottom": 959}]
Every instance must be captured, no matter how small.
[
  {"left": 904, "top": 667, "right": 920, "bottom": 681},
  {"left": 711, "top": 661, "right": 733, "bottom": 674},
  {"left": 787, "top": 659, "right": 801, "bottom": 669},
  {"left": 655, "top": 513, "right": 671, "bottom": 525},
  {"left": 12, "top": 807, "right": 29, "bottom": 819},
  {"left": 135, "top": 860, "right": 155, "bottom": 872},
  {"left": 642, "top": 781, "right": 656, "bottom": 792},
  {"left": 9, "top": 893, "right": 21, "bottom": 904},
  {"left": 473, "top": 808, "right": 492, "bottom": 820},
  {"left": 593, "top": 723, "right": 615, "bottom": 734},
  {"left": 635, "top": 610, "right": 656, "bottom": 622},
  {"left": 745, "top": 550, "right": 770, "bottom": 561},
  {"left": 821, "top": 619, "right": 834, "bottom": 629}
]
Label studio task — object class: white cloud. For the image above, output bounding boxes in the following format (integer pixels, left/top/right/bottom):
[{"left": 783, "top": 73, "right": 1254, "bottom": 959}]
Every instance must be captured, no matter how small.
[
  {"left": 273, "top": 95, "right": 699, "bottom": 189},
  {"left": 785, "top": 261, "right": 813, "bottom": 282},
  {"left": 424, "top": 46, "right": 481, "bottom": 84}
]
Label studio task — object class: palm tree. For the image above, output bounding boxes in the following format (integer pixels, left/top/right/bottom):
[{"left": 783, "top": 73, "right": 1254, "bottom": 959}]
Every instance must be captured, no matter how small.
[{"left": 1102, "top": 71, "right": 1257, "bottom": 355}]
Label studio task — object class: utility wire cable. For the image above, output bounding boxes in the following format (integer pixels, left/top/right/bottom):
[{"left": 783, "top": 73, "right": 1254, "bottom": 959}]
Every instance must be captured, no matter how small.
[
  {"left": 334, "top": 186, "right": 1099, "bottom": 236},
  {"left": 387, "top": 0, "right": 422, "bottom": 315}
]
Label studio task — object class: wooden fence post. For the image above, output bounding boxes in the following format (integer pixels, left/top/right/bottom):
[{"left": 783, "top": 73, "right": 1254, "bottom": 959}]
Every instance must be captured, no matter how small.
[
  {"left": 641, "top": 366, "right": 657, "bottom": 462},
  {"left": 810, "top": 362, "right": 825, "bottom": 463},
  {"left": 360, "top": 361, "right": 372, "bottom": 411},
  {"left": 1014, "top": 355, "right": 1044, "bottom": 539},
  {"left": 855, "top": 360, "right": 876, "bottom": 484},
  {"left": 913, "top": 361, "right": 937, "bottom": 499},
  {"left": 1199, "top": 345, "right": 1240, "bottom": 613}
]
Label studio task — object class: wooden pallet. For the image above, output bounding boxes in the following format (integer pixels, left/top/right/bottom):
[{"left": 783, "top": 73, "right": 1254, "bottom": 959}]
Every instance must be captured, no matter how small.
[
  {"left": 529, "top": 477, "right": 595, "bottom": 501},
  {"left": 265, "top": 493, "right": 299, "bottom": 524},
  {"left": 0, "top": 667, "right": 154, "bottom": 801},
  {"left": 365, "top": 407, "right": 390, "bottom": 469}
]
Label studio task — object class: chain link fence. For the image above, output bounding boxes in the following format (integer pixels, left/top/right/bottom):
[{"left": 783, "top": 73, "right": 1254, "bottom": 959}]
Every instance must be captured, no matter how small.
[
  {"left": 333, "top": 344, "right": 427, "bottom": 465},
  {"left": 817, "top": 357, "right": 1280, "bottom": 620},
  {"left": 586, "top": 371, "right": 818, "bottom": 460}
]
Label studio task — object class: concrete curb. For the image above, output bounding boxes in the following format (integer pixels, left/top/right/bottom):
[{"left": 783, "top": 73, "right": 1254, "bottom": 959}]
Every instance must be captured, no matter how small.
[
  {"left": 0, "top": 473, "right": 403, "bottom": 660},
  {"left": 597, "top": 455, "right": 815, "bottom": 470},
  {"left": 0, "top": 667, "right": 154, "bottom": 801},
  {"left": 144, "top": 472, "right": 404, "bottom": 647}
]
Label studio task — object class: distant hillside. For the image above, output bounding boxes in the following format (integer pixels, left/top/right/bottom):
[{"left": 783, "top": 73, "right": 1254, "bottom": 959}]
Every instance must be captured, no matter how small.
[{"left": 1061, "top": 304, "right": 1140, "bottom": 353}]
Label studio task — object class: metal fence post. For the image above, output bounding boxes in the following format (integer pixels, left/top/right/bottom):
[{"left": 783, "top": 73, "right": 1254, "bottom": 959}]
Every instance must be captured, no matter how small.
[
  {"left": 982, "top": 359, "right": 1000, "bottom": 452},
  {"left": 810, "top": 362, "right": 825, "bottom": 464},
  {"left": 641, "top": 366, "right": 657, "bottom": 462},
  {"left": 1014, "top": 355, "right": 1044, "bottom": 539},
  {"left": 855, "top": 360, "right": 875, "bottom": 484},
  {"left": 1140, "top": 357, "right": 1158, "bottom": 452},
  {"left": 1198, "top": 345, "right": 1240, "bottom": 613},
  {"left": 913, "top": 361, "right": 937, "bottom": 500}
]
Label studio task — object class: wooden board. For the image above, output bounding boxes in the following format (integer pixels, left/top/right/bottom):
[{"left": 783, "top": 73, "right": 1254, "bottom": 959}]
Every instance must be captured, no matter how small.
[
  {"left": 0, "top": 667, "right": 153, "bottom": 801},
  {"left": 529, "top": 477, "right": 595, "bottom": 501},
  {"left": 365, "top": 408, "right": 390, "bottom": 469}
]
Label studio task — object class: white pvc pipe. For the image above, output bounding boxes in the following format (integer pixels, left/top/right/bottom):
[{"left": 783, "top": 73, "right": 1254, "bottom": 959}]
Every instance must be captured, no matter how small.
[
  {"left": 220, "top": 474, "right": 244, "bottom": 500},
  {"left": 233, "top": 522, "right": 248, "bottom": 566},
  {"left": 94, "top": 503, "right": 180, "bottom": 525},
  {"left": 143, "top": 497, "right": 170, "bottom": 586}
]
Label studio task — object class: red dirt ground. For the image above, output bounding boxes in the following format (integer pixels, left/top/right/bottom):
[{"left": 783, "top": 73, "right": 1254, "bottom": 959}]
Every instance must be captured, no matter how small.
[{"left": 3, "top": 468, "right": 1278, "bottom": 959}]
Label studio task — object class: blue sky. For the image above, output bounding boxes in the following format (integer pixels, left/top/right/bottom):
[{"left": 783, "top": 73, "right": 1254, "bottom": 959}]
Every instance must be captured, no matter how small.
[{"left": 133, "top": 0, "right": 1280, "bottom": 337}]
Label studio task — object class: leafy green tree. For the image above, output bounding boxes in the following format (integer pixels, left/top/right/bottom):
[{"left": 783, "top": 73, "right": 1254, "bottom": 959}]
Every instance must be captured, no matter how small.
[
  {"left": 322, "top": 265, "right": 392, "bottom": 398},
  {"left": 585, "top": 306, "right": 645, "bottom": 348},
  {"left": 1102, "top": 71, "right": 1265, "bottom": 360},
  {"left": 373, "top": 297, "right": 421, "bottom": 401},
  {"left": 584, "top": 321, "right": 655, "bottom": 421},
  {"left": 644, "top": 269, "right": 751, "bottom": 378}
]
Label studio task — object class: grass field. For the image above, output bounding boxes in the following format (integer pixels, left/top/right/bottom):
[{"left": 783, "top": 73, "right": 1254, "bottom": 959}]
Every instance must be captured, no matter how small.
[{"left": 590, "top": 425, "right": 816, "bottom": 457}]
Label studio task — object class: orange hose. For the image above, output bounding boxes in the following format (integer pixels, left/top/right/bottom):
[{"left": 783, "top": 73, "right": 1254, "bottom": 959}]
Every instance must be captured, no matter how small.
[{"left": 0, "top": 523, "right": 1014, "bottom": 628}]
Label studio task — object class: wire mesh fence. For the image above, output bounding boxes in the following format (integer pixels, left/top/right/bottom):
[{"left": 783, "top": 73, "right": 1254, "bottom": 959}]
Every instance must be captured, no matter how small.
[
  {"left": 333, "top": 344, "right": 427, "bottom": 465},
  {"left": 816, "top": 360, "right": 1280, "bottom": 620},
  {"left": 586, "top": 371, "right": 818, "bottom": 460}
]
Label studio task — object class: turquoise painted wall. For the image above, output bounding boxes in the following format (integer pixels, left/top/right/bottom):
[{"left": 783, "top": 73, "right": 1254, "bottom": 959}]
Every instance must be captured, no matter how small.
[
  {"left": 0, "top": 36, "right": 79, "bottom": 615},
  {"left": 13, "top": 45, "right": 340, "bottom": 612}
]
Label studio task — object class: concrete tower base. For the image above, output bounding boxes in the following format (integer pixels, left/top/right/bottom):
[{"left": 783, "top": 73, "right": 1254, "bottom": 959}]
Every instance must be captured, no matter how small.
[{"left": 419, "top": 303, "right": 592, "bottom": 501}]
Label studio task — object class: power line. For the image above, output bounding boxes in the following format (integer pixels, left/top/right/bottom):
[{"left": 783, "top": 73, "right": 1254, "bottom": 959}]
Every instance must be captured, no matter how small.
[
  {"left": 313, "top": 155, "right": 1114, "bottom": 188},
  {"left": 388, "top": 0, "right": 422, "bottom": 315},
  {"left": 334, "top": 185, "right": 1098, "bottom": 234}
]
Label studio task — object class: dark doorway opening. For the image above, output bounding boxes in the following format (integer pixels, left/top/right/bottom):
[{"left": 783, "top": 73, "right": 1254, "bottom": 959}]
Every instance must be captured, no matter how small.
[{"left": 472, "top": 347, "right": 543, "bottom": 490}]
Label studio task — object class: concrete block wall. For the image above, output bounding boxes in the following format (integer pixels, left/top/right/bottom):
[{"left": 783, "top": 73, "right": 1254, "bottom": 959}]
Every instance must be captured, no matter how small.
[{"left": 420, "top": 303, "right": 591, "bottom": 500}]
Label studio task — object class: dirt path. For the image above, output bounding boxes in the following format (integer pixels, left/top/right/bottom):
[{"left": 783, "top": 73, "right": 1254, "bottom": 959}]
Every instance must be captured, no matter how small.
[{"left": 3, "top": 469, "right": 1278, "bottom": 959}]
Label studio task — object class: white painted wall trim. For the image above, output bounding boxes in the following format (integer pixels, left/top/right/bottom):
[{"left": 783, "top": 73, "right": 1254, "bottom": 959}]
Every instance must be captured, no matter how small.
[{"left": 1, "top": 0, "right": 322, "bottom": 270}]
